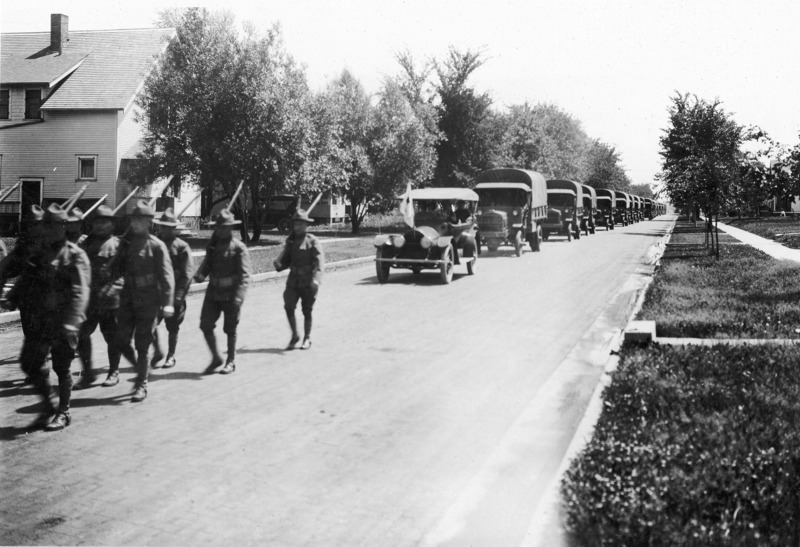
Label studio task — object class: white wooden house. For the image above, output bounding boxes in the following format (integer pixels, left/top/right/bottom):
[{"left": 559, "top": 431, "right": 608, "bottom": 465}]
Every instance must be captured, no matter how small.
[{"left": 0, "top": 14, "right": 175, "bottom": 231}]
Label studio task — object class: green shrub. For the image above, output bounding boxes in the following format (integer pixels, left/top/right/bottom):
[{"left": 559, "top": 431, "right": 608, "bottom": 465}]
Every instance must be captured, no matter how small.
[{"left": 562, "top": 344, "right": 800, "bottom": 546}]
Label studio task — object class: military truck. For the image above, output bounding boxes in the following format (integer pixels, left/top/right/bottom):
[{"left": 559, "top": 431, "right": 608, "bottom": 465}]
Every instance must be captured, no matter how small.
[
  {"left": 613, "top": 191, "right": 631, "bottom": 226},
  {"left": 543, "top": 179, "right": 584, "bottom": 241},
  {"left": 594, "top": 188, "right": 615, "bottom": 230},
  {"left": 580, "top": 184, "right": 597, "bottom": 235},
  {"left": 474, "top": 168, "right": 548, "bottom": 256}
]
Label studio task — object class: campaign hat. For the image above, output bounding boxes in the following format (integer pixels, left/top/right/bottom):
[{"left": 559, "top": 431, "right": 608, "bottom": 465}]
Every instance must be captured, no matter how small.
[
  {"left": 44, "top": 203, "right": 70, "bottom": 224},
  {"left": 213, "top": 209, "right": 241, "bottom": 226},
  {"left": 93, "top": 205, "right": 115, "bottom": 219},
  {"left": 153, "top": 207, "right": 180, "bottom": 227},
  {"left": 130, "top": 199, "right": 156, "bottom": 218},
  {"left": 291, "top": 209, "right": 314, "bottom": 224}
]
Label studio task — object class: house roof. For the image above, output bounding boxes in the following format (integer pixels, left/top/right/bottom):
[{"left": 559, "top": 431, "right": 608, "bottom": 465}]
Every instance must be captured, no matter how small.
[{"left": 0, "top": 27, "right": 175, "bottom": 111}]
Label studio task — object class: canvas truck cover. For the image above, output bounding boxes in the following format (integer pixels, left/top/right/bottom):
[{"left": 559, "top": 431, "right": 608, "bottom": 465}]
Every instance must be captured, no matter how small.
[
  {"left": 595, "top": 188, "right": 615, "bottom": 206},
  {"left": 581, "top": 184, "right": 597, "bottom": 209},
  {"left": 546, "top": 179, "right": 585, "bottom": 204},
  {"left": 408, "top": 188, "right": 479, "bottom": 202},
  {"left": 476, "top": 169, "right": 547, "bottom": 209}
]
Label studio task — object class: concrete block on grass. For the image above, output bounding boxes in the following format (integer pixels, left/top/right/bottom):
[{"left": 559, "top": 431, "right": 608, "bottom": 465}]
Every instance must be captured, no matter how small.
[{"left": 624, "top": 320, "right": 656, "bottom": 345}]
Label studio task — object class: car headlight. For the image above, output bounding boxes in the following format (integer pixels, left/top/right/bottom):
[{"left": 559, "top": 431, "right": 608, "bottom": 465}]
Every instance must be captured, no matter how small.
[
  {"left": 420, "top": 237, "right": 432, "bottom": 249},
  {"left": 512, "top": 209, "right": 519, "bottom": 217},
  {"left": 392, "top": 235, "right": 405, "bottom": 248}
]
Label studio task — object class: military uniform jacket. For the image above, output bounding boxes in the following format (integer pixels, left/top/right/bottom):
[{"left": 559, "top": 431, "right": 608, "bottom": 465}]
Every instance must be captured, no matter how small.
[
  {"left": 276, "top": 233, "right": 325, "bottom": 289},
  {"left": 195, "top": 237, "right": 250, "bottom": 304},
  {"left": 164, "top": 237, "right": 194, "bottom": 303},
  {"left": 39, "top": 240, "right": 91, "bottom": 329},
  {"left": 1, "top": 234, "right": 45, "bottom": 309},
  {"left": 116, "top": 234, "right": 175, "bottom": 310},
  {"left": 81, "top": 234, "right": 124, "bottom": 311}
]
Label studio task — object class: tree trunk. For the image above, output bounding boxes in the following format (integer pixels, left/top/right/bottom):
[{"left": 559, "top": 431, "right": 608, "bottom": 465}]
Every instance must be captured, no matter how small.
[
  {"left": 715, "top": 214, "right": 720, "bottom": 260},
  {"left": 249, "top": 181, "right": 262, "bottom": 243}
]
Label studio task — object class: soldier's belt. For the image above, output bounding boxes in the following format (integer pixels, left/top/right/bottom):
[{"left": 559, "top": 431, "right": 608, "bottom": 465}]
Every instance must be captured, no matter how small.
[
  {"left": 129, "top": 274, "right": 157, "bottom": 288},
  {"left": 210, "top": 276, "right": 236, "bottom": 288}
]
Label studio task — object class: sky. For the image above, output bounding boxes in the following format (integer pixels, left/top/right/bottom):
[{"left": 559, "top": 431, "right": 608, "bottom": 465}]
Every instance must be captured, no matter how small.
[{"left": 3, "top": 0, "right": 800, "bottom": 188}]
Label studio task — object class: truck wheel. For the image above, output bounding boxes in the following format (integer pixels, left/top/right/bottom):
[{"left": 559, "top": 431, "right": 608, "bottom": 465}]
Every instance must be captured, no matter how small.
[
  {"left": 487, "top": 242, "right": 499, "bottom": 253},
  {"left": 375, "top": 248, "right": 390, "bottom": 284},
  {"left": 440, "top": 246, "right": 454, "bottom": 284},
  {"left": 411, "top": 266, "right": 422, "bottom": 275},
  {"left": 467, "top": 254, "right": 477, "bottom": 275},
  {"left": 574, "top": 223, "right": 581, "bottom": 240},
  {"left": 542, "top": 229, "right": 549, "bottom": 241},
  {"left": 567, "top": 228, "right": 572, "bottom": 242},
  {"left": 514, "top": 231, "right": 523, "bottom": 257},
  {"left": 531, "top": 226, "right": 542, "bottom": 252},
  {"left": 277, "top": 218, "right": 292, "bottom": 233}
]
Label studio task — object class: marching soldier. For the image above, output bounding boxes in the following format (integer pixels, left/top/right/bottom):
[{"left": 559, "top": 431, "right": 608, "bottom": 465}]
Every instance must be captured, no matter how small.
[
  {"left": 274, "top": 209, "right": 325, "bottom": 350},
  {"left": 0, "top": 206, "right": 46, "bottom": 383},
  {"left": 21, "top": 204, "right": 90, "bottom": 431},
  {"left": 112, "top": 200, "right": 174, "bottom": 402},
  {"left": 193, "top": 209, "right": 251, "bottom": 374},
  {"left": 66, "top": 207, "right": 84, "bottom": 243},
  {"left": 151, "top": 208, "right": 194, "bottom": 369},
  {"left": 73, "top": 206, "right": 124, "bottom": 389}
]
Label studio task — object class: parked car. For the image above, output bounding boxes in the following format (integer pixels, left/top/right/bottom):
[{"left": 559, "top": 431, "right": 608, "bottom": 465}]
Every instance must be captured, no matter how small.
[
  {"left": 580, "top": 184, "right": 597, "bottom": 235},
  {"left": 594, "top": 188, "right": 616, "bottom": 230},
  {"left": 543, "top": 179, "right": 584, "bottom": 241},
  {"left": 474, "top": 168, "right": 548, "bottom": 256},
  {"left": 373, "top": 188, "right": 479, "bottom": 284}
]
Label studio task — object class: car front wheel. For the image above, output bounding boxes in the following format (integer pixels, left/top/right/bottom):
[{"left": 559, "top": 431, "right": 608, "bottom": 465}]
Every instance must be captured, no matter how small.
[
  {"left": 375, "top": 248, "right": 390, "bottom": 284},
  {"left": 440, "top": 246, "right": 454, "bottom": 284}
]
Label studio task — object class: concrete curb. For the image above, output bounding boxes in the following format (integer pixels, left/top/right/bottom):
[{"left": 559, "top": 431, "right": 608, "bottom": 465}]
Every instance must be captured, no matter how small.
[
  {"left": 0, "top": 255, "right": 375, "bottom": 327},
  {"left": 522, "top": 214, "right": 678, "bottom": 546}
]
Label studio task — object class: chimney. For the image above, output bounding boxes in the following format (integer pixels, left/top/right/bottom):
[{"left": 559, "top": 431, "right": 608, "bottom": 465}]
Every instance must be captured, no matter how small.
[{"left": 50, "top": 14, "right": 69, "bottom": 53}]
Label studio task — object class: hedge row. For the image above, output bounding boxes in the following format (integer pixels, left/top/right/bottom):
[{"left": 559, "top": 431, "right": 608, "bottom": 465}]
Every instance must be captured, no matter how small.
[{"left": 561, "top": 344, "right": 800, "bottom": 546}]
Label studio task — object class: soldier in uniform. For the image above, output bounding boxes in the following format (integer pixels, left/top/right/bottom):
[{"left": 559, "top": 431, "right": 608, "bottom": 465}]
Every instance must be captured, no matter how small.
[
  {"left": 66, "top": 207, "right": 84, "bottom": 243},
  {"left": 0, "top": 206, "right": 47, "bottom": 384},
  {"left": 73, "top": 206, "right": 124, "bottom": 389},
  {"left": 112, "top": 200, "right": 174, "bottom": 402},
  {"left": 151, "top": 208, "right": 194, "bottom": 369},
  {"left": 274, "top": 209, "right": 325, "bottom": 350},
  {"left": 193, "top": 209, "right": 251, "bottom": 374},
  {"left": 21, "top": 204, "right": 90, "bottom": 431}
]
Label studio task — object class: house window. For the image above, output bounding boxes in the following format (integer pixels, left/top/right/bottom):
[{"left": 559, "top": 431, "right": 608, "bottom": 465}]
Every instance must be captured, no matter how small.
[
  {"left": 25, "top": 89, "right": 42, "bottom": 119},
  {"left": 0, "top": 90, "right": 9, "bottom": 119},
  {"left": 77, "top": 156, "right": 97, "bottom": 180}
]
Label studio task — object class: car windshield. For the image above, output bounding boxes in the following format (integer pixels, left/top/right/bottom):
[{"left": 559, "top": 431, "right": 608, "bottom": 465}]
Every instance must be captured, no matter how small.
[
  {"left": 476, "top": 188, "right": 527, "bottom": 207},
  {"left": 548, "top": 194, "right": 575, "bottom": 207}
]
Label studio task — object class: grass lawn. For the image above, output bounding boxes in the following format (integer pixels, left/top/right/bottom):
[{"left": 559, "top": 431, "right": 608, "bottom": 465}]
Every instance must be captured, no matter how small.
[
  {"left": 727, "top": 215, "right": 800, "bottom": 249},
  {"left": 562, "top": 343, "right": 800, "bottom": 546},
  {"left": 637, "top": 220, "right": 800, "bottom": 338}
]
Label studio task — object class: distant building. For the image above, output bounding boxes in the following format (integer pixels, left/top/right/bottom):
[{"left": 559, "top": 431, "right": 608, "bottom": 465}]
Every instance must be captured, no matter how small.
[{"left": 0, "top": 14, "right": 175, "bottom": 231}]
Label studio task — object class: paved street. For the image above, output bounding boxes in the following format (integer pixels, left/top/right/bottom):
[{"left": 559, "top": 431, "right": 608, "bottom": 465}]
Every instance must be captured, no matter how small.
[{"left": 1, "top": 216, "right": 674, "bottom": 546}]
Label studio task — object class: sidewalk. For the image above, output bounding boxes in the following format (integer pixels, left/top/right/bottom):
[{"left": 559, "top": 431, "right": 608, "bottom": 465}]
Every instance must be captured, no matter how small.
[{"left": 716, "top": 221, "right": 800, "bottom": 262}]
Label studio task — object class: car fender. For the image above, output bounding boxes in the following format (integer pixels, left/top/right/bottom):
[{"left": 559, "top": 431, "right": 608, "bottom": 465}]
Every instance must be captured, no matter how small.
[{"left": 436, "top": 235, "right": 453, "bottom": 248}]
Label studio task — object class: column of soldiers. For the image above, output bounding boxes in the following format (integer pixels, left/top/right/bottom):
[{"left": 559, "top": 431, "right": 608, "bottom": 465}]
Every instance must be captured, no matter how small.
[{"left": 1, "top": 198, "right": 274, "bottom": 431}]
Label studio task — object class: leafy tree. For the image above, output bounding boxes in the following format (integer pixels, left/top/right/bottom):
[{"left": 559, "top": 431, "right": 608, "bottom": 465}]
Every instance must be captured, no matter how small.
[
  {"left": 432, "top": 47, "right": 494, "bottom": 186},
  {"left": 493, "top": 102, "right": 590, "bottom": 180},
  {"left": 659, "top": 92, "right": 743, "bottom": 257},
  {"left": 138, "top": 8, "right": 312, "bottom": 242},
  {"left": 582, "top": 139, "right": 633, "bottom": 191}
]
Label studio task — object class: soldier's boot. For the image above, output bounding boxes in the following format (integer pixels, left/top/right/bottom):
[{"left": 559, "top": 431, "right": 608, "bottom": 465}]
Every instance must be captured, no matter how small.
[
  {"left": 44, "top": 411, "right": 71, "bottom": 432},
  {"left": 74, "top": 335, "right": 97, "bottom": 390},
  {"left": 29, "top": 376, "right": 56, "bottom": 430},
  {"left": 220, "top": 334, "right": 237, "bottom": 374},
  {"left": 301, "top": 316, "right": 312, "bottom": 350},
  {"left": 131, "top": 353, "right": 149, "bottom": 402},
  {"left": 103, "top": 347, "right": 121, "bottom": 386},
  {"left": 285, "top": 313, "right": 300, "bottom": 350},
  {"left": 203, "top": 330, "right": 223, "bottom": 374},
  {"left": 163, "top": 328, "right": 179, "bottom": 368},
  {"left": 150, "top": 330, "right": 165, "bottom": 369}
]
